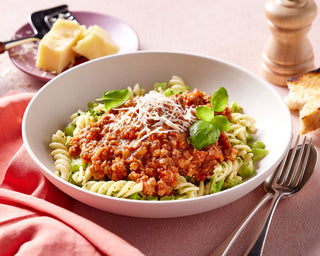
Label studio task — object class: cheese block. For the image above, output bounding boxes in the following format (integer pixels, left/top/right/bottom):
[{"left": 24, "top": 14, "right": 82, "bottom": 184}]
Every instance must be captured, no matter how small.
[
  {"left": 72, "top": 25, "right": 119, "bottom": 60},
  {"left": 36, "top": 19, "right": 85, "bottom": 74},
  {"left": 285, "top": 68, "right": 320, "bottom": 134}
]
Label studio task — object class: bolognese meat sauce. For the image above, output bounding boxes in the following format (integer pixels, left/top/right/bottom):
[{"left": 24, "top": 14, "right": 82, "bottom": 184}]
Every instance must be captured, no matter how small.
[{"left": 69, "top": 89, "right": 238, "bottom": 197}]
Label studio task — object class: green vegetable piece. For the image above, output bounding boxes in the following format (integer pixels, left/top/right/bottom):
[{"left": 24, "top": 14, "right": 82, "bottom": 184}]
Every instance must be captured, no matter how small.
[
  {"left": 163, "top": 88, "right": 175, "bottom": 96},
  {"left": 252, "top": 148, "right": 269, "bottom": 161},
  {"left": 246, "top": 131, "right": 253, "bottom": 142},
  {"left": 251, "top": 140, "right": 266, "bottom": 149},
  {"left": 196, "top": 106, "right": 214, "bottom": 122},
  {"left": 210, "top": 87, "right": 228, "bottom": 112},
  {"left": 71, "top": 158, "right": 87, "bottom": 172},
  {"left": 239, "top": 161, "right": 255, "bottom": 179},
  {"left": 160, "top": 195, "right": 175, "bottom": 201},
  {"left": 212, "top": 115, "right": 231, "bottom": 132},
  {"left": 223, "top": 176, "right": 243, "bottom": 189},
  {"left": 210, "top": 178, "right": 224, "bottom": 194},
  {"left": 231, "top": 102, "right": 243, "bottom": 113},
  {"left": 189, "top": 120, "right": 220, "bottom": 150},
  {"left": 129, "top": 192, "right": 142, "bottom": 200},
  {"left": 88, "top": 101, "right": 98, "bottom": 109},
  {"left": 154, "top": 82, "right": 167, "bottom": 92},
  {"left": 68, "top": 171, "right": 74, "bottom": 184},
  {"left": 96, "top": 89, "right": 130, "bottom": 112},
  {"left": 147, "top": 195, "right": 159, "bottom": 201},
  {"left": 64, "top": 122, "right": 76, "bottom": 137}
]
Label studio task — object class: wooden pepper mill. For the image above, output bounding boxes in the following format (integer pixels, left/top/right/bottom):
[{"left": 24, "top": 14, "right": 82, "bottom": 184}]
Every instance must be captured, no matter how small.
[{"left": 261, "top": 0, "right": 317, "bottom": 86}]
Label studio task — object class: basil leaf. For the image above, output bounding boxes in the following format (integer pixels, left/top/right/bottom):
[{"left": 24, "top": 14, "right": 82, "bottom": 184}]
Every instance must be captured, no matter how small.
[
  {"left": 196, "top": 106, "right": 214, "bottom": 122},
  {"left": 189, "top": 120, "right": 220, "bottom": 150},
  {"left": 210, "top": 87, "right": 228, "bottom": 112},
  {"left": 96, "top": 89, "right": 130, "bottom": 112},
  {"left": 212, "top": 115, "right": 231, "bottom": 132}
]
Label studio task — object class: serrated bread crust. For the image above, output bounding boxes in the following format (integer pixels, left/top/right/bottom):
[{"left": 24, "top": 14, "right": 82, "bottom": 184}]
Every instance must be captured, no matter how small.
[{"left": 285, "top": 68, "right": 320, "bottom": 134}]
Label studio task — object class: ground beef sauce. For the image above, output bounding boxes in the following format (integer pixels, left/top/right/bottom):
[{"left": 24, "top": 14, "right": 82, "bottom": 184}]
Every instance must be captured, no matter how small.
[{"left": 69, "top": 89, "right": 238, "bottom": 197}]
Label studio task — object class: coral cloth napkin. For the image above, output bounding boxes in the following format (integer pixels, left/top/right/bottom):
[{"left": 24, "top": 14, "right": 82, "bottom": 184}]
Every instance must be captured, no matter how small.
[{"left": 0, "top": 92, "right": 144, "bottom": 256}]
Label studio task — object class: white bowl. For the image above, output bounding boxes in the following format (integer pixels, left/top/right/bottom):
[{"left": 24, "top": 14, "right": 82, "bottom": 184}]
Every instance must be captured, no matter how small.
[{"left": 22, "top": 51, "right": 292, "bottom": 218}]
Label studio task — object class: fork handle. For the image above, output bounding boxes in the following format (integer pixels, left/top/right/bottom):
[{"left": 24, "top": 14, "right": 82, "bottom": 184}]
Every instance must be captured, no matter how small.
[
  {"left": 209, "top": 193, "right": 273, "bottom": 256},
  {"left": 244, "top": 191, "right": 282, "bottom": 256}
]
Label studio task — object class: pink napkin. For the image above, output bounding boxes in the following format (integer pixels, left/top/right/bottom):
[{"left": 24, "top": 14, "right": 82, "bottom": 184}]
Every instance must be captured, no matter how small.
[{"left": 0, "top": 92, "right": 144, "bottom": 256}]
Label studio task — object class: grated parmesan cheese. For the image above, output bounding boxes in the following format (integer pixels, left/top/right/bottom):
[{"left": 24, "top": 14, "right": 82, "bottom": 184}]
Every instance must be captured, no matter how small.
[
  {"left": 110, "top": 91, "right": 197, "bottom": 141},
  {"left": 10, "top": 41, "right": 38, "bottom": 62}
]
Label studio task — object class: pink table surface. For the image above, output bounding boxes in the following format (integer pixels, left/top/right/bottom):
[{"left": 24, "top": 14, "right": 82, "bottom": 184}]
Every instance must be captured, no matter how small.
[{"left": 1, "top": 0, "right": 320, "bottom": 255}]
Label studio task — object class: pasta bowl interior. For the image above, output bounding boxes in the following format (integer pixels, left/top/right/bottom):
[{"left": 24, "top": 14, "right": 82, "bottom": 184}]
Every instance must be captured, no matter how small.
[{"left": 22, "top": 51, "right": 292, "bottom": 218}]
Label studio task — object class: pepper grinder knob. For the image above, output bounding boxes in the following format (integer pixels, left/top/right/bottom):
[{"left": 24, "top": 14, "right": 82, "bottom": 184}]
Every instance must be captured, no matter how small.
[{"left": 261, "top": 0, "right": 317, "bottom": 86}]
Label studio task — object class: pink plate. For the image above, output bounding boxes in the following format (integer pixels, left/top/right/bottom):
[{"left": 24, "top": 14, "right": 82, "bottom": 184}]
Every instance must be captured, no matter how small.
[{"left": 8, "top": 11, "right": 140, "bottom": 82}]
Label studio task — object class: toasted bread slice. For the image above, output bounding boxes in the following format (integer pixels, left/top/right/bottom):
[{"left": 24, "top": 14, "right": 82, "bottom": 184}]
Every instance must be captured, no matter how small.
[
  {"left": 300, "top": 95, "right": 320, "bottom": 134},
  {"left": 285, "top": 68, "right": 320, "bottom": 134}
]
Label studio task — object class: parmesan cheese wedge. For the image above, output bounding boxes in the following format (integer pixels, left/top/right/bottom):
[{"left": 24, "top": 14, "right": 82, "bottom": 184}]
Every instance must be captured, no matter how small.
[
  {"left": 72, "top": 25, "right": 119, "bottom": 60},
  {"left": 36, "top": 19, "right": 85, "bottom": 74}
]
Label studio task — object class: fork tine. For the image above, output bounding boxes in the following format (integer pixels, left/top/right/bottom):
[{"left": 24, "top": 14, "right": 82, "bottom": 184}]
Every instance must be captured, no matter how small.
[
  {"left": 276, "top": 135, "right": 300, "bottom": 184},
  {"left": 292, "top": 137, "right": 312, "bottom": 189},
  {"left": 286, "top": 136, "right": 307, "bottom": 187}
]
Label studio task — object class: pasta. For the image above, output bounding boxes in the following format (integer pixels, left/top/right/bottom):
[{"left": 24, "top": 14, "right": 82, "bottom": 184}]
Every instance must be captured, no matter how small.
[
  {"left": 49, "top": 75, "right": 268, "bottom": 200},
  {"left": 212, "top": 159, "right": 242, "bottom": 183},
  {"left": 72, "top": 163, "right": 92, "bottom": 185},
  {"left": 49, "top": 130, "right": 71, "bottom": 180},
  {"left": 174, "top": 176, "right": 199, "bottom": 199},
  {"left": 231, "top": 112, "right": 257, "bottom": 134},
  {"left": 82, "top": 180, "right": 143, "bottom": 198},
  {"left": 71, "top": 111, "right": 95, "bottom": 135},
  {"left": 127, "top": 83, "right": 146, "bottom": 98}
]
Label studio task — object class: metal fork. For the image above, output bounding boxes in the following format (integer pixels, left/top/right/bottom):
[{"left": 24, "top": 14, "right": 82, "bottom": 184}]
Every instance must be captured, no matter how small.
[
  {"left": 244, "top": 135, "right": 313, "bottom": 255},
  {"left": 210, "top": 135, "right": 317, "bottom": 256}
]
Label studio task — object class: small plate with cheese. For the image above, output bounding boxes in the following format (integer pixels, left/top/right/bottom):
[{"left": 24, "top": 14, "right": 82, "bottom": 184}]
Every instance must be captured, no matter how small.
[{"left": 8, "top": 11, "right": 139, "bottom": 82}]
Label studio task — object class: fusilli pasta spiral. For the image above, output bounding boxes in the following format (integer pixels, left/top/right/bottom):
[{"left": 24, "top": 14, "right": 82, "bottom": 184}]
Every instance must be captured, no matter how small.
[
  {"left": 231, "top": 112, "right": 257, "bottom": 134},
  {"left": 128, "top": 83, "right": 146, "bottom": 99},
  {"left": 168, "top": 75, "right": 188, "bottom": 92},
  {"left": 72, "top": 163, "right": 92, "bottom": 185},
  {"left": 49, "top": 130, "right": 71, "bottom": 181},
  {"left": 174, "top": 176, "right": 199, "bottom": 199},
  {"left": 82, "top": 180, "right": 143, "bottom": 198},
  {"left": 212, "top": 158, "right": 242, "bottom": 183},
  {"left": 72, "top": 111, "right": 95, "bottom": 135}
]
